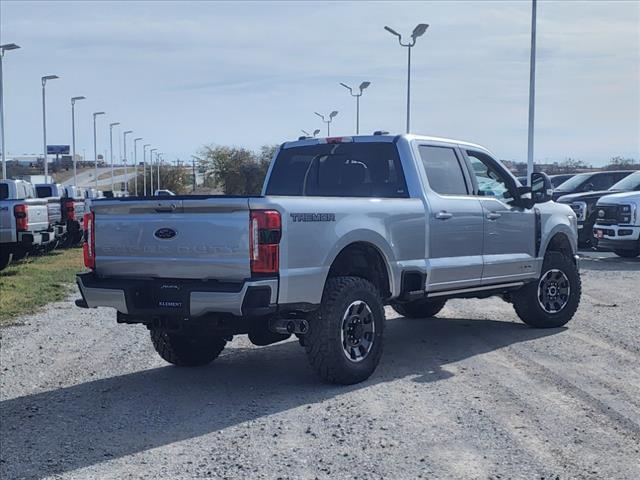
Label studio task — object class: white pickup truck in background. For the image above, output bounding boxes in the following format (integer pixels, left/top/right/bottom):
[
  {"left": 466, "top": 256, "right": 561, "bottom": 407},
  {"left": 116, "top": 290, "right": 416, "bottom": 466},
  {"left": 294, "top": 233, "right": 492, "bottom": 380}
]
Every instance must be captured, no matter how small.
[
  {"left": 593, "top": 190, "right": 640, "bottom": 258},
  {"left": 0, "top": 179, "right": 52, "bottom": 269}
]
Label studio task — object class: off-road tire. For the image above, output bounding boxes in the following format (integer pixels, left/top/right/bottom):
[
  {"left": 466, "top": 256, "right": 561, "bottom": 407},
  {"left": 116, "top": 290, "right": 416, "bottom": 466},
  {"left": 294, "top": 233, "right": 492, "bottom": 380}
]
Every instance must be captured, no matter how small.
[
  {"left": 613, "top": 248, "right": 639, "bottom": 258},
  {"left": 11, "top": 246, "right": 28, "bottom": 262},
  {"left": 392, "top": 298, "right": 447, "bottom": 318},
  {"left": 150, "top": 330, "right": 226, "bottom": 367},
  {"left": 304, "top": 276, "right": 385, "bottom": 385},
  {"left": 512, "top": 251, "right": 581, "bottom": 328}
]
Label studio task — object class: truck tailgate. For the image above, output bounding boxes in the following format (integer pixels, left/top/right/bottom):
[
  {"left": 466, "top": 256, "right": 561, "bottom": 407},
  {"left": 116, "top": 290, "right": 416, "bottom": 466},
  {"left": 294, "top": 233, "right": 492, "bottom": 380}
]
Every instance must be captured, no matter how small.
[{"left": 93, "top": 197, "right": 252, "bottom": 280}]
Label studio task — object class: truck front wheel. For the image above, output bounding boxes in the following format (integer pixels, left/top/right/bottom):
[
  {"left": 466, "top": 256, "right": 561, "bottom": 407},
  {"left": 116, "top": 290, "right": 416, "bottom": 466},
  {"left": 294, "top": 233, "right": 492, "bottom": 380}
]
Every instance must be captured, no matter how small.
[
  {"left": 392, "top": 298, "right": 446, "bottom": 319},
  {"left": 512, "top": 251, "right": 581, "bottom": 328},
  {"left": 150, "top": 330, "right": 227, "bottom": 367},
  {"left": 304, "top": 276, "right": 385, "bottom": 385}
]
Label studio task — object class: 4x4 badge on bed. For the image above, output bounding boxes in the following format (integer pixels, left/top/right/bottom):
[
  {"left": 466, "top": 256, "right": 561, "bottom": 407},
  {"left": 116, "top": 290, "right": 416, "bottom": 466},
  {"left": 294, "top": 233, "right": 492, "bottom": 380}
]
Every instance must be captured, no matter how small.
[{"left": 154, "top": 227, "right": 177, "bottom": 239}]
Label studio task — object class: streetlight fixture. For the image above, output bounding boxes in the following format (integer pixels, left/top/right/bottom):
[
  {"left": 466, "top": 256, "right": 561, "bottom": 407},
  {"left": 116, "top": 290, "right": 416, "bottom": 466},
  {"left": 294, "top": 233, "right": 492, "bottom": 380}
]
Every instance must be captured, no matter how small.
[
  {"left": 109, "top": 122, "right": 120, "bottom": 192},
  {"left": 315, "top": 111, "right": 338, "bottom": 136},
  {"left": 339, "top": 81, "right": 370, "bottom": 134},
  {"left": 150, "top": 148, "right": 158, "bottom": 194},
  {"left": 92, "top": 112, "right": 106, "bottom": 190},
  {"left": 133, "top": 137, "right": 142, "bottom": 195},
  {"left": 384, "top": 23, "right": 429, "bottom": 133},
  {"left": 41, "top": 75, "right": 59, "bottom": 182},
  {"left": 123, "top": 130, "right": 133, "bottom": 193},
  {"left": 301, "top": 129, "right": 321, "bottom": 138},
  {"left": 0, "top": 43, "right": 20, "bottom": 179},
  {"left": 71, "top": 96, "right": 86, "bottom": 187},
  {"left": 143, "top": 144, "right": 150, "bottom": 195}
]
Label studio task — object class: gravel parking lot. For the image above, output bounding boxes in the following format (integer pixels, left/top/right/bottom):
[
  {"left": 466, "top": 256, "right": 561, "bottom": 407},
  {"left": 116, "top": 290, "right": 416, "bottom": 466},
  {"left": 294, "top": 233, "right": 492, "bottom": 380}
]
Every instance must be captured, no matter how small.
[{"left": 1, "top": 252, "right": 639, "bottom": 480}]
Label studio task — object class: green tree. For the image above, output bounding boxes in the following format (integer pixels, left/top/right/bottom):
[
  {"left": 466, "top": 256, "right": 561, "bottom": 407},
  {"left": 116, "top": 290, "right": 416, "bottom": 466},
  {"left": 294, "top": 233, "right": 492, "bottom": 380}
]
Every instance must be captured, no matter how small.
[
  {"left": 198, "top": 144, "right": 276, "bottom": 195},
  {"left": 127, "top": 165, "right": 189, "bottom": 195}
]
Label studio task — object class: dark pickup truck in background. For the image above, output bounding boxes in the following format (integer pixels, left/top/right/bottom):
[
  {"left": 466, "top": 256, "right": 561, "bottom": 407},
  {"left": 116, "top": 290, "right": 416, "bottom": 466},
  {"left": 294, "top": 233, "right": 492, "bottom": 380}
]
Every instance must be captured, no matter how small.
[{"left": 551, "top": 170, "right": 633, "bottom": 201}]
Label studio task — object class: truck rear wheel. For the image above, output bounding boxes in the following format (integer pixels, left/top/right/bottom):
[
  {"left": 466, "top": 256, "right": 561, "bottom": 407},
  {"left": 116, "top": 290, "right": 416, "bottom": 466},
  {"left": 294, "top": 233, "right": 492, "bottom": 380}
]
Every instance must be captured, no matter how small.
[
  {"left": 304, "top": 276, "right": 385, "bottom": 385},
  {"left": 150, "top": 330, "right": 227, "bottom": 367},
  {"left": 512, "top": 251, "right": 581, "bottom": 328},
  {"left": 11, "top": 246, "right": 28, "bottom": 262},
  {"left": 0, "top": 249, "right": 12, "bottom": 271},
  {"left": 392, "top": 298, "right": 446, "bottom": 319}
]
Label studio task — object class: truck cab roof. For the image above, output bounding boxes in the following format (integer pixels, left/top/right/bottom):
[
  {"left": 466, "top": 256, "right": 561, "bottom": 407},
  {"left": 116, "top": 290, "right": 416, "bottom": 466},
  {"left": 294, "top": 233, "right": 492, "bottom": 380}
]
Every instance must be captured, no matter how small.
[{"left": 282, "top": 133, "right": 492, "bottom": 156}]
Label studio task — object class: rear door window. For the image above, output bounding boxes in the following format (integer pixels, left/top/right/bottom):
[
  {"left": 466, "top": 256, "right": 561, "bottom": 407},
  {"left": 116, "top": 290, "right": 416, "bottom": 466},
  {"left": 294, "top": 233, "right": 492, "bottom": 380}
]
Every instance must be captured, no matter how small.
[
  {"left": 418, "top": 145, "right": 468, "bottom": 195},
  {"left": 266, "top": 142, "right": 408, "bottom": 197},
  {"left": 0, "top": 184, "right": 8, "bottom": 200}
]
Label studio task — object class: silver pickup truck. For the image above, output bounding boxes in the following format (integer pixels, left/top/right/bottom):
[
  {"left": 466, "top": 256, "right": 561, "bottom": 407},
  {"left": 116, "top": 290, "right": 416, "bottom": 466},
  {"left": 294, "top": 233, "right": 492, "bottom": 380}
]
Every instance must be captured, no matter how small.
[
  {"left": 1, "top": 179, "right": 51, "bottom": 269},
  {"left": 77, "top": 134, "right": 581, "bottom": 384},
  {"left": 35, "top": 184, "right": 87, "bottom": 247}
]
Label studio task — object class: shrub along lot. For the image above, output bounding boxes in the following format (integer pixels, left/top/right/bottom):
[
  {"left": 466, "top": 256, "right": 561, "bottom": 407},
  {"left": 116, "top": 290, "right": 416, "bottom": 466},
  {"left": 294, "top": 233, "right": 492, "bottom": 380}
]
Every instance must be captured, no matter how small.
[{"left": 0, "top": 248, "right": 83, "bottom": 326}]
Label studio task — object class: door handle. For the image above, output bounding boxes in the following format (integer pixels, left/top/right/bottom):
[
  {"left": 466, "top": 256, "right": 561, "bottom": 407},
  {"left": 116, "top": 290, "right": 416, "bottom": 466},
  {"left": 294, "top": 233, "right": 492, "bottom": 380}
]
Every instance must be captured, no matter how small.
[
  {"left": 486, "top": 212, "right": 502, "bottom": 220},
  {"left": 155, "top": 203, "right": 177, "bottom": 213},
  {"left": 435, "top": 211, "right": 453, "bottom": 220}
]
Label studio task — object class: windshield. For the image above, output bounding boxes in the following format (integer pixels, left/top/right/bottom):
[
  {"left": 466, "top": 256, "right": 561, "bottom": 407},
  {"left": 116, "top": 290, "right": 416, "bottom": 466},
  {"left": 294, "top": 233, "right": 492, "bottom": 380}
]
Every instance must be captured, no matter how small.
[
  {"left": 554, "top": 173, "right": 590, "bottom": 192},
  {"left": 609, "top": 171, "right": 640, "bottom": 191}
]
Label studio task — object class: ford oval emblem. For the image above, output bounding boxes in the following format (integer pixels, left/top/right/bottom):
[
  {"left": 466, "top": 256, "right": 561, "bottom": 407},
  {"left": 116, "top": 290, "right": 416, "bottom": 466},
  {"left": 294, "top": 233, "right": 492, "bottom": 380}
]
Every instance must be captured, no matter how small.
[
  {"left": 154, "top": 227, "right": 177, "bottom": 240},
  {"left": 598, "top": 209, "right": 605, "bottom": 218}
]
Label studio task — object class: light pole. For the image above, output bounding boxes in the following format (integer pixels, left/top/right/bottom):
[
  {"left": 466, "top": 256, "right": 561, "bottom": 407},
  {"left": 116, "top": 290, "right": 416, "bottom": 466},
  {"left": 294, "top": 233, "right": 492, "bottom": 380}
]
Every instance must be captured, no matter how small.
[
  {"left": 315, "top": 111, "right": 338, "bottom": 136},
  {"left": 339, "top": 81, "right": 371, "bottom": 134},
  {"left": 133, "top": 137, "right": 142, "bottom": 195},
  {"left": 109, "top": 122, "right": 120, "bottom": 192},
  {"left": 143, "top": 144, "right": 150, "bottom": 195},
  {"left": 71, "top": 96, "right": 86, "bottom": 187},
  {"left": 0, "top": 43, "right": 20, "bottom": 180},
  {"left": 92, "top": 112, "right": 105, "bottom": 190},
  {"left": 123, "top": 130, "right": 132, "bottom": 194},
  {"left": 41, "top": 75, "right": 59, "bottom": 182},
  {"left": 150, "top": 148, "right": 157, "bottom": 194},
  {"left": 156, "top": 153, "right": 163, "bottom": 190},
  {"left": 526, "top": 0, "right": 537, "bottom": 185},
  {"left": 384, "top": 23, "right": 428, "bottom": 133}
]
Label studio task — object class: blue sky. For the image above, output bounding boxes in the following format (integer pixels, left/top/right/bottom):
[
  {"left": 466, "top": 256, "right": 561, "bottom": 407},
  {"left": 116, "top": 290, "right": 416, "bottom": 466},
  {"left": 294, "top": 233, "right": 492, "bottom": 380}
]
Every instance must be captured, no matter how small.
[{"left": 1, "top": 0, "right": 638, "bottom": 165}]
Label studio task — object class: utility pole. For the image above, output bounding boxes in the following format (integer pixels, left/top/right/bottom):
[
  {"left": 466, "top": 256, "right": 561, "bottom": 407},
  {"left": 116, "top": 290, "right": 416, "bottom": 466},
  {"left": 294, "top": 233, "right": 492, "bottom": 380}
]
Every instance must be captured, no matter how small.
[
  {"left": 526, "top": 0, "right": 537, "bottom": 185},
  {"left": 71, "top": 96, "right": 86, "bottom": 187},
  {"left": 0, "top": 43, "right": 21, "bottom": 179},
  {"left": 315, "top": 111, "right": 338, "bottom": 136},
  {"left": 133, "top": 137, "right": 142, "bottom": 195},
  {"left": 339, "top": 81, "right": 371, "bottom": 134},
  {"left": 41, "top": 75, "right": 59, "bottom": 182},
  {"left": 384, "top": 24, "right": 429, "bottom": 133},
  {"left": 92, "top": 112, "right": 105, "bottom": 190},
  {"left": 109, "top": 122, "right": 120, "bottom": 192}
]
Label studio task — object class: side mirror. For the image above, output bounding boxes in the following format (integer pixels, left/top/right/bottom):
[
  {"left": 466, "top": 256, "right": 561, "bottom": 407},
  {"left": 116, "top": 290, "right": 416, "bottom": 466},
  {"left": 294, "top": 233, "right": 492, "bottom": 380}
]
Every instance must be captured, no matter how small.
[
  {"left": 583, "top": 183, "right": 594, "bottom": 192},
  {"left": 531, "top": 172, "right": 553, "bottom": 204}
]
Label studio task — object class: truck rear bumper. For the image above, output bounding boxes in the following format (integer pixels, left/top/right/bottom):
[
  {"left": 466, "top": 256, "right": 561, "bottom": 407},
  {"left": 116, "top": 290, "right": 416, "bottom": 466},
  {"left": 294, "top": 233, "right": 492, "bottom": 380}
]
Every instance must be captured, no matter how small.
[{"left": 76, "top": 272, "right": 278, "bottom": 317}]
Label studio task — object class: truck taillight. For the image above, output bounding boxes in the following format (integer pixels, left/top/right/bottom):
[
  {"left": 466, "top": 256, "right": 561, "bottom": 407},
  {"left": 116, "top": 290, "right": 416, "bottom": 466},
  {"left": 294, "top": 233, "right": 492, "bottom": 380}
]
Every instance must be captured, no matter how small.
[
  {"left": 14, "top": 204, "right": 28, "bottom": 231},
  {"left": 83, "top": 212, "right": 95, "bottom": 269},
  {"left": 249, "top": 210, "right": 281, "bottom": 275},
  {"left": 64, "top": 199, "right": 75, "bottom": 220}
]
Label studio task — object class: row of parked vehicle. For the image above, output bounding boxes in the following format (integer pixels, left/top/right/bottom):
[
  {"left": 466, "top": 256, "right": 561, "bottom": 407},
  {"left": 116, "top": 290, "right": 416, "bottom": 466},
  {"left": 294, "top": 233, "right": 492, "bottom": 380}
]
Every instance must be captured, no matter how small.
[
  {"left": 0, "top": 179, "right": 104, "bottom": 270},
  {"left": 520, "top": 170, "right": 640, "bottom": 255}
]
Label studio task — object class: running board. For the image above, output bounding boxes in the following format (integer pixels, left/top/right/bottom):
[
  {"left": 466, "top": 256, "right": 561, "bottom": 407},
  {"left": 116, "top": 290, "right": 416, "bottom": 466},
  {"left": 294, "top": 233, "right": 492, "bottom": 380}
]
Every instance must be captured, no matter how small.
[{"left": 427, "top": 282, "right": 525, "bottom": 298}]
